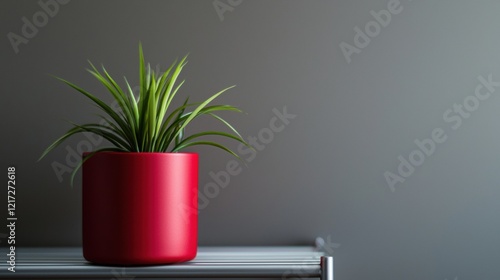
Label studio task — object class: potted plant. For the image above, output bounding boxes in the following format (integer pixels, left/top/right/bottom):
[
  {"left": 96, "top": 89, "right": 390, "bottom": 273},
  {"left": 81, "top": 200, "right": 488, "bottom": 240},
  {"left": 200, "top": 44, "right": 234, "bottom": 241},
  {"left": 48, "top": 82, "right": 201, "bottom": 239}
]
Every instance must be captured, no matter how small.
[{"left": 39, "top": 44, "right": 248, "bottom": 265}]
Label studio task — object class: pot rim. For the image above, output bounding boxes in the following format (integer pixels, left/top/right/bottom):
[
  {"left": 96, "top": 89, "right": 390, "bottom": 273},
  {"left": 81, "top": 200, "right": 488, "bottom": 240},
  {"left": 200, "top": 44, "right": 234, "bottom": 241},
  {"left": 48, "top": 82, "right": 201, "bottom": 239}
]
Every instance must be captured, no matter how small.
[{"left": 82, "top": 151, "right": 198, "bottom": 156}]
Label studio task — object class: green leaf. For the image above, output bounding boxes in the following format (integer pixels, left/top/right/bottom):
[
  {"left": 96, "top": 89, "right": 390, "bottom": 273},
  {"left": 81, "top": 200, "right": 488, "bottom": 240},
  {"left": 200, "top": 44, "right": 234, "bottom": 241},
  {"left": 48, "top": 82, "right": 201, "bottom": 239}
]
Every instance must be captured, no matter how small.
[
  {"left": 169, "top": 85, "right": 235, "bottom": 147},
  {"left": 38, "top": 126, "right": 85, "bottom": 161},
  {"left": 64, "top": 122, "right": 131, "bottom": 151},
  {"left": 156, "top": 56, "right": 187, "bottom": 133},
  {"left": 172, "top": 141, "right": 240, "bottom": 159},
  {"left": 174, "top": 97, "right": 190, "bottom": 146},
  {"left": 208, "top": 113, "right": 244, "bottom": 139},
  {"left": 52, "top": 76, "right": 135, "bottom": 144},
  {"left": 85, "top": 66, "right": 137, "bottom": 146},
  {"left": 162, "top": 104, "right": 240, "bottom": 149},
  {"left": 138, "top": 43, "right": 146, "bottom": 111},
  {"left": 41, "top": 44, "right": 248, "bottom": 182},
  {"left": 173, "top": 131, "right": 248, "bottom": 152}
]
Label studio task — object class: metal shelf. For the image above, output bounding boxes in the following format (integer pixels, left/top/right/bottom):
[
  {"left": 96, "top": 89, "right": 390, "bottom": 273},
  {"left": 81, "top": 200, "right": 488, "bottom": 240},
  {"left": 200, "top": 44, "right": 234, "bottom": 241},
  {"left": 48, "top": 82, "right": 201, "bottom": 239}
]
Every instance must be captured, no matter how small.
[{"left": 0, "top": 247, "right": 333, "bottom": 279}]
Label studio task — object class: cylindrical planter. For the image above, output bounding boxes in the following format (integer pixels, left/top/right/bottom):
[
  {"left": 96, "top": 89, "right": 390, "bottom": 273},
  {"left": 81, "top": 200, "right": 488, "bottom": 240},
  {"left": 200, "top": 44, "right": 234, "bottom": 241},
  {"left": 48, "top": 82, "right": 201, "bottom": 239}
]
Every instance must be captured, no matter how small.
[{"left": 82, "top": 152, "right": 198, "bottom": 265}]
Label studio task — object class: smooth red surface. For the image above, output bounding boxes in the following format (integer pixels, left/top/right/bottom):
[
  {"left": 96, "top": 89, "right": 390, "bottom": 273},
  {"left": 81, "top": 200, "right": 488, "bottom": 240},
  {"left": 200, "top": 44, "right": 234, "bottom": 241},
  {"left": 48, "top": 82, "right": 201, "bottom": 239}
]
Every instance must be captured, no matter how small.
[{"left": 82, "top": 152, "right": 198, "bottom": 265}]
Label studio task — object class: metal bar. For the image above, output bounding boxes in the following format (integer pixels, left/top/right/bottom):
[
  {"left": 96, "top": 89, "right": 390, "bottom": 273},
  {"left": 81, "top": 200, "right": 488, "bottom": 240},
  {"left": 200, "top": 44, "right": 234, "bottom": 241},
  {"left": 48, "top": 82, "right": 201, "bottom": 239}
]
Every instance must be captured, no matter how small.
[
  {"left": 320, "top": 256, "right": 334, "bottom": 280},
  {"left": 0, "top": 247, "right": 334, "bottom": 279}
]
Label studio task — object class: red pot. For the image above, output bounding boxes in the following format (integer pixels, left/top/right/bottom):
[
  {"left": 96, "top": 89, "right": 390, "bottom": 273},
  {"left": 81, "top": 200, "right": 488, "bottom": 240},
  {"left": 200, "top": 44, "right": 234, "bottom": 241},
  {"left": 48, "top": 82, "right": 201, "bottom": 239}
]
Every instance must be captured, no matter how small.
[{"left": 82, "top": 152, "right": 198, "bottom": 265}]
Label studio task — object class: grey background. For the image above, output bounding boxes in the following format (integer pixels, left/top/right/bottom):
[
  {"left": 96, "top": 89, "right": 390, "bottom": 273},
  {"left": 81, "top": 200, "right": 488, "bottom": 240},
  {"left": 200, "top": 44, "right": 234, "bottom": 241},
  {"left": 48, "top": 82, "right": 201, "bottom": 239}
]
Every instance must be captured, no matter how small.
[{"left": 2, "top": 0, "right": 500, "bottom": 279}]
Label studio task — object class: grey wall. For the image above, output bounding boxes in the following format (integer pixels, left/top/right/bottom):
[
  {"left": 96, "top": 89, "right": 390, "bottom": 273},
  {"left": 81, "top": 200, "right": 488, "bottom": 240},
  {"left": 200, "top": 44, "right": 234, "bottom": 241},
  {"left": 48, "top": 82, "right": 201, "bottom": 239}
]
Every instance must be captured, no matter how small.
[{"left": 2, "top": 0, "right": 500, "bottom": 279}]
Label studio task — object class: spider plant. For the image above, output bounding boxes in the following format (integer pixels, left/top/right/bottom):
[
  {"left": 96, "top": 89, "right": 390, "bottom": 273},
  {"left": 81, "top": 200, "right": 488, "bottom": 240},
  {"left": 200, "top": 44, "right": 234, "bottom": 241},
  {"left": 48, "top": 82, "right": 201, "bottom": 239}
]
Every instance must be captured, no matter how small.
[{"left": 39, "top": 44, "right": 248, "bottom": 184}]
